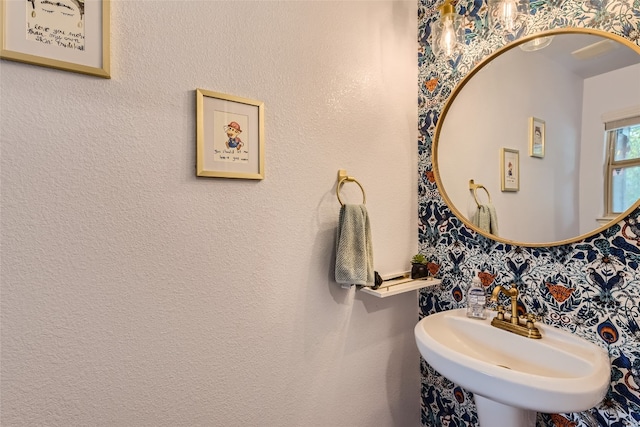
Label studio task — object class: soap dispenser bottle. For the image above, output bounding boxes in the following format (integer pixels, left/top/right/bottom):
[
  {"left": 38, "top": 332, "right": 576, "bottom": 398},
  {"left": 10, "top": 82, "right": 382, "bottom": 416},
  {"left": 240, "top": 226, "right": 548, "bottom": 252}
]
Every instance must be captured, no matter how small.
[{"left": 466, "top": 277, "right": 487, "bottom": 319}]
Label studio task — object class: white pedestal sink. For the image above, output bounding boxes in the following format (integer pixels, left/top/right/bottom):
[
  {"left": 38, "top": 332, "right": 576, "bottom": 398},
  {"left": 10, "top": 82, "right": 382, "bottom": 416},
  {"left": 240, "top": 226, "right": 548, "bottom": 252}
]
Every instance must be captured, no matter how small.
[{"left": 414, "top": 308, "right": 610, "bottom": 427}]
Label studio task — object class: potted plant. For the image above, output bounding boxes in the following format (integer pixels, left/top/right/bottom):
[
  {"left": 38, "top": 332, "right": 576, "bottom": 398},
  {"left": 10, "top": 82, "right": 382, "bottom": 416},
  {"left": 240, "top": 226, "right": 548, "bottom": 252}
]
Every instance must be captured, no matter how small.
[{"left": 411, "top": 254, "right": 429, "bottom": 279}]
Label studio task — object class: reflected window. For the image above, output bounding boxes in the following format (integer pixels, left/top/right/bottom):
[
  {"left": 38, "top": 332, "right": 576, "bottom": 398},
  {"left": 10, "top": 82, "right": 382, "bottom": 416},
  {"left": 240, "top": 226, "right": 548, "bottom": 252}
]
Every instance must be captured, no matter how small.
[{"left": 605, "top": 116, "right": 640, "bottom": 215}]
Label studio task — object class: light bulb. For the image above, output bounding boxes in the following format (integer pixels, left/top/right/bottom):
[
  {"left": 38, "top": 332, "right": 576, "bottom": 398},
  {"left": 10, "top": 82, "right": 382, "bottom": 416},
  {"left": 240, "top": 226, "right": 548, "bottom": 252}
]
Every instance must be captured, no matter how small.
[
  {"left": 440, "top": 18, "right": 457, "bottom": 57},
  {"left": 500, "top": 0, "right": 518, "bottom": 31},
  {"left": 431, "top": 0, "right": 464, "bottom": 59},
  {"left": 519, "top": 36, "right": 553, "bottom": 52},
  {"left": 488, "top": 0, "right": 529, "bottom": 34}
]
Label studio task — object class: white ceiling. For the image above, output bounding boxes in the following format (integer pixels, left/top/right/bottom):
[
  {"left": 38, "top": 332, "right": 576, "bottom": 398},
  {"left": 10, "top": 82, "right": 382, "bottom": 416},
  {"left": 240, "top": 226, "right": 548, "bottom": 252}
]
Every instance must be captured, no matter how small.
[{"left": 528, "top": 33, "right": 640, "bottom": 79}]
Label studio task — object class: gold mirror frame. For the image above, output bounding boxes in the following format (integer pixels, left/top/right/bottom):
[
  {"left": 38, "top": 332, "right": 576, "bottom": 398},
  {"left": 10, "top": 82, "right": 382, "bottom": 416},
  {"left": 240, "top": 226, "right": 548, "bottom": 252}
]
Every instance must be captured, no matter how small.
[{"left": 432, "top": 27, "right": 640, "bottom": 248}]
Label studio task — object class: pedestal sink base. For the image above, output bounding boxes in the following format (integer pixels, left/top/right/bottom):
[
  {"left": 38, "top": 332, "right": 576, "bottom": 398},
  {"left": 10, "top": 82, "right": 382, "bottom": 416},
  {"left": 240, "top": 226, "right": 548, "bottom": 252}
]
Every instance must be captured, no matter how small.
[
  {"left": 415, "top": 309, "right": 610, "bottom": 424},
  {"left": 475, "top": 395, "right": 536, "bottom": 427}
]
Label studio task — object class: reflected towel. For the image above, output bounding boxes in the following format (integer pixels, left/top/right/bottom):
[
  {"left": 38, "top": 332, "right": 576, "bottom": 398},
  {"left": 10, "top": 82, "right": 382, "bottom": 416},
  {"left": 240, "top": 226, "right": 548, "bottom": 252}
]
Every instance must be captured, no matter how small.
[
  {"left": 472, "top": 204, "right": 499, "bottom": 236},
  {"left": 335, "top": 204, "right": 374, "bottom": 287}
]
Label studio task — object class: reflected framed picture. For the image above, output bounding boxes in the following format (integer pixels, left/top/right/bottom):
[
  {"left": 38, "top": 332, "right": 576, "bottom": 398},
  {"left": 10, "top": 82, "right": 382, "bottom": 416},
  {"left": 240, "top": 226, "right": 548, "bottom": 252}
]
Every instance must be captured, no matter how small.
[
  {"left": 0, "top": 0, "right": 110, "bottom": 78},
  {"left": 500, "top": 148, "right": 519, "bottom": 192},
  {"left": 529, "top": 117, "right": 545, "bottom": 158},
  {"left": 196, "top": 89, "right": 265, "bottom": 180}
]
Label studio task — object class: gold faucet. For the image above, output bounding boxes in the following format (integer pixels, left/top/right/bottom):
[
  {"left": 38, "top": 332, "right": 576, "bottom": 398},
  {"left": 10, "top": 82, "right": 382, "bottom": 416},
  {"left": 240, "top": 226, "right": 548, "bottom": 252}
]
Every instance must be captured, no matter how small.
[{"left": 490, "top": 284, "right": 542, "bottom": 339}]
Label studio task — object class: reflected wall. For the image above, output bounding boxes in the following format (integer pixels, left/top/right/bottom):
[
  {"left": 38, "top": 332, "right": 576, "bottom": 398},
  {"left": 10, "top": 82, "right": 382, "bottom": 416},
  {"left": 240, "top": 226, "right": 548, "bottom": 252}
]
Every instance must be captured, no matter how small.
[{"left": 437, "top": 40, "right": 583, "bottom": 243}]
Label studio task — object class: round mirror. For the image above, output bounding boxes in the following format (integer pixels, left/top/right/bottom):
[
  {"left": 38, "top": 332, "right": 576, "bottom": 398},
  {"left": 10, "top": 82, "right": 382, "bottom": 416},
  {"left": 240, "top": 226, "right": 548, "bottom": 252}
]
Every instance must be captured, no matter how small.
[{"left": 434, "top": 28, "right": 640, "bottom": 247}]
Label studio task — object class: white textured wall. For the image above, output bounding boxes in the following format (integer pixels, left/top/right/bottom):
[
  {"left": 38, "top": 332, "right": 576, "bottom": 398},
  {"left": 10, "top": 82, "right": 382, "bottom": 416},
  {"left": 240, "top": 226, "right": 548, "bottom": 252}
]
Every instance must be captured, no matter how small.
[{"left": 0, "top": 1, "right": 419, "bottom": 426}]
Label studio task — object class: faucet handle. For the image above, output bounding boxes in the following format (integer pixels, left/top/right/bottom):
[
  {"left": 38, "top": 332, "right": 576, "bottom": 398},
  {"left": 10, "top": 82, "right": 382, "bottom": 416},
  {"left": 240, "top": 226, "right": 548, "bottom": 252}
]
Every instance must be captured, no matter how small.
[
  {"left": 493, "top": 305, "right": 505, "bottom": 320},
  {"left": 523, "top": 313, "right": 541, "bottom": 329},
  {"left": 524, "top": 313, "right": 541, "bottom": 321}
]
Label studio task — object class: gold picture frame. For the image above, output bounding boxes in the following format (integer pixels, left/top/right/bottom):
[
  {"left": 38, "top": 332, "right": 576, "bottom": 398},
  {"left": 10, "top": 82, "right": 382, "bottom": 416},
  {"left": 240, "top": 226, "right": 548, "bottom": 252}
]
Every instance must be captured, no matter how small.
[
  {"left": 1, "top": 0, "right": 110, "bottom": 78},
  {"left": 528, "top": 117, "right": 545, "bottom": 158},
  {"left": 500, "top": 148, "right": 519, "bottom": 192},
  {"left": 196, "top": 89, "right": 265, "bottom": 180}
]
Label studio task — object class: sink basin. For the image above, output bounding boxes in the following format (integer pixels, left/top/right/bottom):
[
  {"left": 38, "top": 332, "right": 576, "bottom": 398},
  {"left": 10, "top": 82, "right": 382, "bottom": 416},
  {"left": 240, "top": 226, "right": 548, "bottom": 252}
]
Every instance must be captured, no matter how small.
[{"left": 415, "top": 308, "right": 610, "bottom": 426}]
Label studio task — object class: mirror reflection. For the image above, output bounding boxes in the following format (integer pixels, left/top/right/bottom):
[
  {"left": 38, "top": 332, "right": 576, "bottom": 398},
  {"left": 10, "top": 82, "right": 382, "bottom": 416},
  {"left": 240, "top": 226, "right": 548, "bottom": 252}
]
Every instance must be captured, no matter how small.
[{"left": 435, "top": 29, "right": 640, "bottom": 246}]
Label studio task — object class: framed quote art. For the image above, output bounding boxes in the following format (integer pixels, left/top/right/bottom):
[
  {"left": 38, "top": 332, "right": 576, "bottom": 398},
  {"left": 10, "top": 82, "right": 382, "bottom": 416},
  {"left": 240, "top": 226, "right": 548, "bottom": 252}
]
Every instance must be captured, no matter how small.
[
  {"left": 500, "top": 148, "right": 519, "bottom": 192},
  {"left": 1, "top": 0, "right": 110, "bottom": 78},
  {"left": 196, "top": 89, "right": 265, "bottom": 180},
  {"left": 529, "top": 117, "right": 545, "bottom": 158}
]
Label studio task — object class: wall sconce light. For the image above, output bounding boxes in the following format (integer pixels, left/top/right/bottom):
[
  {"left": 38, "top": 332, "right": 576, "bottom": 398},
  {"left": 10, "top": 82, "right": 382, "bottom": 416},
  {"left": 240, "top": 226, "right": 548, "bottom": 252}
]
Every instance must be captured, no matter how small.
[
  {"left": 431, "top": 0, "right": 464, "bottom": 59},
  {"left": 488, "top": 0, "right": 530, "bottom": 33}
]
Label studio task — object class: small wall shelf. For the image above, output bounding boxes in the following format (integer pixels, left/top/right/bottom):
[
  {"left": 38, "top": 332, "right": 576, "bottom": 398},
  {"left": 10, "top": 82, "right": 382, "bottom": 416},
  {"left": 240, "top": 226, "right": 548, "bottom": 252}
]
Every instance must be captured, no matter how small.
[{"left": 360, "top": 276, "right": 442, "bottom": 298}]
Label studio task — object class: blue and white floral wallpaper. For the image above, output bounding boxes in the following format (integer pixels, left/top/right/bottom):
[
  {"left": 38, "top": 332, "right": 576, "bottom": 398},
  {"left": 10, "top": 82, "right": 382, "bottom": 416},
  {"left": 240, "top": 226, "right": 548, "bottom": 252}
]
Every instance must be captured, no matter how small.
[{"left": 417, "top": 0, "right": 640, "bottom": 426}]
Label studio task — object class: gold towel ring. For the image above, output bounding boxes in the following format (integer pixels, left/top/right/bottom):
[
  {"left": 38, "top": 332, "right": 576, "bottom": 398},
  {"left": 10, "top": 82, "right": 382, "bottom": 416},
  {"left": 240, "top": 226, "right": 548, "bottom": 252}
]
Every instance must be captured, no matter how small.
[
  {"left": 469, "top": 179, "right": 491, "bottom": 207},
  {"left": 337, "top": 170, "right": 366, "bottom": 206}
]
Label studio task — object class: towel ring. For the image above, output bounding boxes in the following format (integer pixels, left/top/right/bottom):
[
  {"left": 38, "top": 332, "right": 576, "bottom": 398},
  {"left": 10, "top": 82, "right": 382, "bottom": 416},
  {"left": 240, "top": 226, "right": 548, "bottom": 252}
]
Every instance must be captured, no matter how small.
[
  {"left": 469, "top": 179, "right": 491, "bottom": 207},
  {"left": 337, "top": 170, "right": 366, "bottom": 206}
]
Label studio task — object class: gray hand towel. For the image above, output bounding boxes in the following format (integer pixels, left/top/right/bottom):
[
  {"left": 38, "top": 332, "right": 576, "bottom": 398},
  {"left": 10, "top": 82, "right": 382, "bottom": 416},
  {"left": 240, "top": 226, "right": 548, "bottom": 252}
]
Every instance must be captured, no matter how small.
[
  {"left": 335, "top": 204, "right": 374, "bottom": 287},
  {"left": 472, "top": 204, "right": 499, "bottom": 236}
]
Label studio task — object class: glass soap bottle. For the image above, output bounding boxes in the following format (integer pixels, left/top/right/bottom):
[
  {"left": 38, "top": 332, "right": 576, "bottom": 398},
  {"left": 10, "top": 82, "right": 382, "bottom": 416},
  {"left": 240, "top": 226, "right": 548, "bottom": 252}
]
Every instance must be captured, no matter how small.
[{"left": 466, "top": 277, "right": 487, "bottom": 319}]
